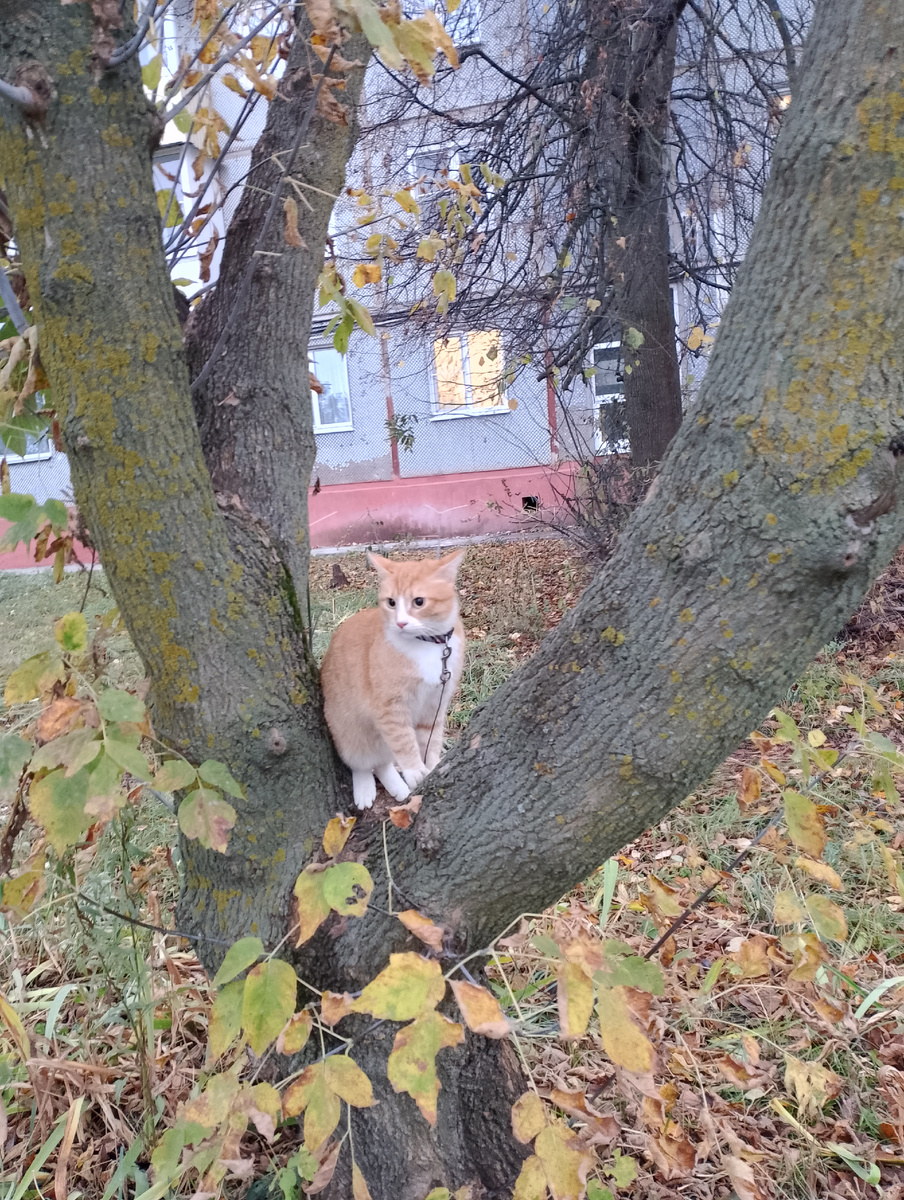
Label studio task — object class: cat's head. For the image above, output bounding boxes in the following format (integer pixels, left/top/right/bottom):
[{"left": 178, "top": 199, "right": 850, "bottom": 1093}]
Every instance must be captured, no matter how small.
[{"left": 366, "top": 549, "right": 465, "bottom": 637}]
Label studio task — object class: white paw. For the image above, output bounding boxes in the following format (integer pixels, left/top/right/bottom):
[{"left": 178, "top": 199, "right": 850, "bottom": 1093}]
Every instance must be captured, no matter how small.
[
  {"left": 352, "top": 771, "right": 377, "bottom": 810},
  {"left": 401, "top": 765, "right": 427, "bottom": 789},
  {"left": 386, "top": 777, "right": 410, "bottom": 802}
]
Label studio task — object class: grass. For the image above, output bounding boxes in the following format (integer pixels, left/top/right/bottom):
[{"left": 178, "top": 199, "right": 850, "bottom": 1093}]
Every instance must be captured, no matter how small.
[{"left": 2, "top": 541, "right": 904, "bottom": 1198}]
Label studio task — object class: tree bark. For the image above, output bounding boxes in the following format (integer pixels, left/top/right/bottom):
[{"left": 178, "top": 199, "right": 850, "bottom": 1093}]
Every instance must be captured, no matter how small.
[
  {"left": 589, "top": 0, "right": 686, "bottom": 465},
  {"left": 4, "top": 1, "right": 904, "bottom": 1196},
  {"left": 0, "top": 3, "right": 354, "bottom": 955}
]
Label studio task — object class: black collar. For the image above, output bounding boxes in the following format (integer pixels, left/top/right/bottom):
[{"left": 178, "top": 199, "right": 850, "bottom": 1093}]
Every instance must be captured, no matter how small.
[{"left": 415, "top": 629, "right": 454, "bottom": 644}]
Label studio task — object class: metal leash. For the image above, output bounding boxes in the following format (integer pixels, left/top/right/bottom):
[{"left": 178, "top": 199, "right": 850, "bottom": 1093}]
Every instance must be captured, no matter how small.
[{"left": 424, "top": 636, "right": 454, "bottom": 763}]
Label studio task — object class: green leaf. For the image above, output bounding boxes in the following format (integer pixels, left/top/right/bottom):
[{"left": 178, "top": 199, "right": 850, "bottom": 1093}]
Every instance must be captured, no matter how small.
[
  {"left": 177, "top": 787, "right": 236, "bottom": 853},
  {"left": 343, "top": 0, "right": 404, "bottom": 67},
  {"left": 104, "top": 724, "right": 153, "bottom": 780},
  {"left": 587, "top": 1183, "right": 615, "bottom": 1200},
  {"left": 623, "top": 326, "right": 645, "bottom": 350},
  {"left": 154, "top": 758, "right": 197, "bottom": 792},
  {"left": 0, "top": 734, "right": 32, "bottom": 793},
  {"left": 198, "top": 758, "right": 244, "bottom": 799},
  {"left": 595, "top": 940, "right": 664, "bottom": 994},
  {"left": 806, "top": 893, "right": 848, "bottom": 941},
  {"left": 172, "top": 109, "right": 193, "bottom": 134},
  {"left": 150, "top": 1125, "right": 184, "bottom": 1187},
  {"left": 351, "top": 952, "right": 445, "bottom": 1021},
  {"left": 605, "top": 1149, "right": 638, "bottom": 1188},
  {"left": 386, "top": 1009, "right": 464, "bottom": 1124},
  {"left": 294, "top": 861, "right": 374, "bottom": 944},
  {"left": 208, "top": 980, "right": 244, "bottom": 1059},
  {"left": 347, "top": 297, "right": 375, "bottom": 338},
  {"left": 242, "top": 958, "right": 297, "bottom": 1055},
  {"left": 213, "top": 936, "right": 265, "bottom": 987},
  {"left": 531, "top": 933, "right": 562, "bottom": 959},
  {"left": 54, "top": 611, "right": 88, "bottom": 654},
  {"left": 141, "top": 53, "right": 162, "bottom": 90},
  {"left": 41, "top": 498, "right": 68, "bottom": 529},
  {"left": 0, "top": 493, "right": 35, "bottom": 523},
  {"left": 4, "top": 650, "right": 64, "bottom": 705},
  {"left": 97, "top": 688, "right": 146, "bottom": 723},
  {"left": 28, "top": 767, "right": 92, "bottom": 853}
]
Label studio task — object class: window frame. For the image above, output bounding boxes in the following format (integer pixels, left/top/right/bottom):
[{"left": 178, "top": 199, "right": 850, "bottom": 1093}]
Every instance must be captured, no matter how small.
[
  {"left": 429, "top": 330, "right": 509, "bottom": 420},
  {"left": 589, "top": 340, "right": 627, "bottom": 453},
  {"left": 308, "top": 344, "right": 354, "bottom": 434}
]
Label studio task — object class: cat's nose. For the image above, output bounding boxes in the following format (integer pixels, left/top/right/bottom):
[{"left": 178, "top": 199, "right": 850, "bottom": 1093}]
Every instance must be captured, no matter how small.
[{"left": 397, "top": 620, "right": 408, "bottom": 628}]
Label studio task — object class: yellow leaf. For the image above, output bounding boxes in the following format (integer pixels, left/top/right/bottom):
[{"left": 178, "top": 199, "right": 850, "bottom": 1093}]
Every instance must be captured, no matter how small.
[
  {"left": 512, "top": 1155, "right": 547, "bottom": 1200},
  {"left": 878, "top": 843, "right": 904, "bottom": 898},
  {"left": 781, "top": 930, "right": 830, "bottom": 981},
  {"left": 730, "top": 934, "right": 771, "bottom": 978},
  {"left": 324, "top": 1055, "right": 375, "bottom": 1107},
  {"left": 351, "top": 952, "right": 446, "bottom": 1020},
  {"left": 535, "top": 1123, "right": 593, "bottom": 1200},
  {"left": 761, "top": 757, "right": 786, "bottom": 786},
  {"left": 557, "top": 961, "right": 594, "bottom": 1038},
  {"left": 449, "top": 979, "right": 510, "bottom": 1038},
  {"left": 783, "top": 790, "right": 827, "bottom": 857},
  {"left": 784, "top": 1054, "right": 844, "bottom": 1121},
  {"left": 0, "top": 991, "right": 30, "bottom": 1060},
  {"left": 320, "top": 990, "right": 354, "bottom": 1025},
  {"left": 293, "top": 861, "right": 374, "bottom": 945},
  {"left": 394, "top": 189, "right": 420, "bottom": 215},
  {"left": 512, "top": 1090, "right": 546, "bottom": 1144},
  {"left": 807, "top": 728, "right": 827, "bottom": 747},
  {"left": 352, "top": 262, "right": 381, "bottom": 287},
  {"left": 687, "top": 326, "right": 704, "bottom": 351},
  {"left": 397, "top": 909, "right": 444, "bottom": 951},
  {"left": 773, "top": 889, "right": 806, "bottom": 924},
  {"left": 596, "top": 986, "right": 655, "bottom": 1073},
  {"left": 805, "top": 894, "right": 847, "bottom": 941},
  {"left": 277, "top": 1009, "right": 313, "bottom": 1055},
  {"left": 795, "top": 856, "right": 843, "bottom": 890},
  {"left": 303, "top": 1069, "right": 341, "bottom": 1153},
  {"left": 386, "top": 1009, "right": 464, "bottom": 1124},
  {"left": 221, "top": 73, "right": 247, "bottom": 96},
  {"left": 322, "top": 814, "right": 355, "bottom": 858},
  {"left": 737, "top": 766, "right": 761, "bottom": 812}
]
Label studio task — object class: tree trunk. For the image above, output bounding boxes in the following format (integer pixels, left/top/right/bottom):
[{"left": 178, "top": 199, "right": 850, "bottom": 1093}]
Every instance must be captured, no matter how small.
[
  {"left": 589, "top": 0, "right": 686, "bottom": 465},
  {"left": 3, "top": 0, "right": 904, "bottom": 1195}
]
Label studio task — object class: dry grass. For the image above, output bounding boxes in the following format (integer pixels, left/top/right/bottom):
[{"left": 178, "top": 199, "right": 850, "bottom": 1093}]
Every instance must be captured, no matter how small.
[{"left": 2, "top": 541, "right": 904, "bottom": 1198}]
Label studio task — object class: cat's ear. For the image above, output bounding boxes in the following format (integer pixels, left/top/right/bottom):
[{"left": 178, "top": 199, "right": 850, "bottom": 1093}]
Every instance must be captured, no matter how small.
[
  {"left": 431, "top": 549, "right": 465, "bottom": 582},
  {"left": 367, "top": 551, "right": 392, "bottom": 578}
]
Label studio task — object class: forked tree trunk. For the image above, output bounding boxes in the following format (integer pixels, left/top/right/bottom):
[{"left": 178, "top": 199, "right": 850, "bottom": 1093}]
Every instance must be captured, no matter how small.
[{"left": 3, "top": 1, "right": 904, "bottom": 1197}]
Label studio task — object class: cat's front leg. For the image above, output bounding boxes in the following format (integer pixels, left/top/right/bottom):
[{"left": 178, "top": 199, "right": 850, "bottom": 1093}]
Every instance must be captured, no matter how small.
[{"left": 375, "top": 704, "right": 427, "bottom": 788}]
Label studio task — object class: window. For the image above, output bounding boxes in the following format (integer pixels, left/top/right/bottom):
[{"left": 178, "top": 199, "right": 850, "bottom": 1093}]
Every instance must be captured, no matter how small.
[
  {"left": 408, "top": 145, "right": 460, "bottom": 232},
  {"left": 431, "top": 331, "right": 506, "bottom": 416},
  {"left": 309, "top": 346, "right": 353, "bottom": 432},
  {"left": 590, "top": 341, "right": 627, "bottom": 453}
]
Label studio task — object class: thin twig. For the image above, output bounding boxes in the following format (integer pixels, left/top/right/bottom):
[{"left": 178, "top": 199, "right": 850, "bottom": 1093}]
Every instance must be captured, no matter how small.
[{"left": 0, "top": 78, "right": 35, "bottom": 108}]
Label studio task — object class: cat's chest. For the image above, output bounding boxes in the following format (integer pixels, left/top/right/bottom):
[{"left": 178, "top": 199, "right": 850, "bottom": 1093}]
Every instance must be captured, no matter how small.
[{"left": 391, "top": 632, "right": 463, "bottom": 688}]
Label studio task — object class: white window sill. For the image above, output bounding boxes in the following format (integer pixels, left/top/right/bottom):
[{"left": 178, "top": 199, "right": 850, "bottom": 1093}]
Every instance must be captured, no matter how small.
[
  {"left": 429, "top": 407, "right": 510, "bottom": 422},
  {"left": 314, "top": 423, "right": 354, "bottom": 434},
  {"left": 4, "top": 452, "right": 53, "bottom": 463}
]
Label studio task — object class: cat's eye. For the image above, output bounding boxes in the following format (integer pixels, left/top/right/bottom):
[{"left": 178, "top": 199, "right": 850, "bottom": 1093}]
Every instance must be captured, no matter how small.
[
  {"left": 386, "top": 598, "right": 396, "bottom": 608},
  {"left": 414, "top": 597, "right": 425, "bottom": 607}
]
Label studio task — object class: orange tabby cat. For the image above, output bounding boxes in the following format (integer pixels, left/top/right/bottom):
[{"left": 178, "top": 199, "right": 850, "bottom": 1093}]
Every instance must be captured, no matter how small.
[{"left": 321, "top": 550, "right": 466, "bottom": 810}]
